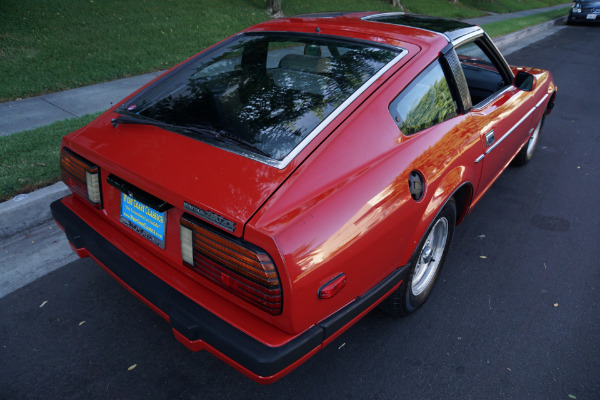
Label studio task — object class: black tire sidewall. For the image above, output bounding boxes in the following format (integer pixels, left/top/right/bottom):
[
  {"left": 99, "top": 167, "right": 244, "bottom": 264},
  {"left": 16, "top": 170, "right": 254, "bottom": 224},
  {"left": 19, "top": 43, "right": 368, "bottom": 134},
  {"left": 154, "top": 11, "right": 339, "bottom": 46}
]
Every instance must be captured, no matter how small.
[{"left": 402, "top": 199, "right": 456, "bottom": 314}]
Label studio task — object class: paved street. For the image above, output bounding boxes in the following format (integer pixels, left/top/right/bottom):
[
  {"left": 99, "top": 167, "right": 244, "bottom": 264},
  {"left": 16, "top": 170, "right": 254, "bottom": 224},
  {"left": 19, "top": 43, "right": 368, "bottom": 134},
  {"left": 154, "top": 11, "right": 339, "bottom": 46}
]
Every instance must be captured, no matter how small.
[{"left": 1, "top": 24, "right": 599, "bottom": 399}]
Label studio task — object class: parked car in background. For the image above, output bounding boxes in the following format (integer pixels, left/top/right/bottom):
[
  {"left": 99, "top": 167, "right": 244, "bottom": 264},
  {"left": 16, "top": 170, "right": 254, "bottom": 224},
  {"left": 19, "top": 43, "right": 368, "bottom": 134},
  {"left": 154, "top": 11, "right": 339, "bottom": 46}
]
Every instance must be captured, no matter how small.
[
  {"left": 51, "top": 12, "right": 556, "bottom": 384},
  {"left": 568, "top": 0, "right": 600, "bottom": 23}
]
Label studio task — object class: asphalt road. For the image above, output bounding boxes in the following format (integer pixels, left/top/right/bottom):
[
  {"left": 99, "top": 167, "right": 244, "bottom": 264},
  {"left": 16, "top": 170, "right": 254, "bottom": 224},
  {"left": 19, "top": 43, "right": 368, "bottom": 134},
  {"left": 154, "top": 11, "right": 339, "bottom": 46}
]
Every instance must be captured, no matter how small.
[{"left": 1, "top": 24, "right": 599, "bottom": 400}]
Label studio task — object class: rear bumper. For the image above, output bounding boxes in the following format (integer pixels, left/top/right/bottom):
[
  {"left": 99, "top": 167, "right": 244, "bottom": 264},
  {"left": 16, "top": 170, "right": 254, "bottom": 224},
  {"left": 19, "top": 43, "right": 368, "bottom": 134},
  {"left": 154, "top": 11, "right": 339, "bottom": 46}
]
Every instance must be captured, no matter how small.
[{"left": 51, "top": 197, "right": 407, "bottom": 384}]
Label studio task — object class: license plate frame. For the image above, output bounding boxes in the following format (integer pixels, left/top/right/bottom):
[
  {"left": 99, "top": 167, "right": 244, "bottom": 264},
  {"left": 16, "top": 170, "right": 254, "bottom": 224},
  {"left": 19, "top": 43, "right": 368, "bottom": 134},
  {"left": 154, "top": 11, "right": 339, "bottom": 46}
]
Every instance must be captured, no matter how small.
[{"left": 120, "top": 192, "right": 167, "bottom": 248}]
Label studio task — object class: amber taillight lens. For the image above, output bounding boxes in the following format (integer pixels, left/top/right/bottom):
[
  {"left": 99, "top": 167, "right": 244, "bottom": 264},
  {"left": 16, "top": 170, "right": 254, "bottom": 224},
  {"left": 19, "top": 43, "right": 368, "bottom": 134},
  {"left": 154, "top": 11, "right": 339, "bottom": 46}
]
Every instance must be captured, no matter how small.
[
  {"left": 180, "top": 215, "right": 282, "bottom": 315},
  {"left": 60, "top": 147, "right": 102, "bottom": 208}
]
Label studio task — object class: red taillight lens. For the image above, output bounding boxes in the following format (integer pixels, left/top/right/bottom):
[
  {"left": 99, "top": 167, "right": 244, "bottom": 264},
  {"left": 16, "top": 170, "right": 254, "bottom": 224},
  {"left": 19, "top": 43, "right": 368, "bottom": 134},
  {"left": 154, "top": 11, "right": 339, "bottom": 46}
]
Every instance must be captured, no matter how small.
[
  {"left": 180, "top": 215, "right": 282, "bottom": 315},
  {"left": 60, "top": 147, "right": 102, "bottom": 208}
]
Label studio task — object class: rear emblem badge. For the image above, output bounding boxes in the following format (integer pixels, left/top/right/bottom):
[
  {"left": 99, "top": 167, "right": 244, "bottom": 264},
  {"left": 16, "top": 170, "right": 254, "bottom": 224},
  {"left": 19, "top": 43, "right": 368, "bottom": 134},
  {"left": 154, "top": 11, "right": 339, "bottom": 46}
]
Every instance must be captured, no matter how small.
[{"left": 184, "top": 202, "right": 236, "bottom": 232}]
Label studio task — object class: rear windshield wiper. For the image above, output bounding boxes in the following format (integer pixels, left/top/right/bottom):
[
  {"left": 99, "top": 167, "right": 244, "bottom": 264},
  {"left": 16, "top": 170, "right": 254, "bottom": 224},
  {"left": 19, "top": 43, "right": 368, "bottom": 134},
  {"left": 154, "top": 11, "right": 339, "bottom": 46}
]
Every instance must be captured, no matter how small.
[
  {"left": 111, "top": 114, "right": 269, "bottom": 157},
  {"left": 111, "top": 114, "right": 197, "bottom": 132},
  {"left": 210, "top": 129, "right": 269, "bottom": 157}
]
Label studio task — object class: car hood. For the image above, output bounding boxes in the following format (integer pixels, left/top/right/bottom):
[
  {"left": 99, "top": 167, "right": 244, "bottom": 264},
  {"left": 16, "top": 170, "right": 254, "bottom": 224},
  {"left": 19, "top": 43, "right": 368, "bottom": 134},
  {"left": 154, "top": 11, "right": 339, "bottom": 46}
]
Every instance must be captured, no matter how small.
[{"left": 67, "top": 113, "right": 294, "bottom": 237}]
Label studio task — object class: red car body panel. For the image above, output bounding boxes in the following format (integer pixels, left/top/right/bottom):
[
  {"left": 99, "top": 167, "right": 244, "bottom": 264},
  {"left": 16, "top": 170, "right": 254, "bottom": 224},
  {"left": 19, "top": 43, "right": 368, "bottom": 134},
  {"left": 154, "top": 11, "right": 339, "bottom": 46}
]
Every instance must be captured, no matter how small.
[{"left": 51, "top": 11, "right": 556, "bottom": 384}]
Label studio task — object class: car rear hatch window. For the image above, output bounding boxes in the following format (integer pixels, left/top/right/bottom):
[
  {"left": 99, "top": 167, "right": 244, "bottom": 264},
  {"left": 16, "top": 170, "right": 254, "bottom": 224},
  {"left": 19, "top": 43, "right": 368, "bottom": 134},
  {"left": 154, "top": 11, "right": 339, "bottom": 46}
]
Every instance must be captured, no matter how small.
[{"left": 117, "top": 33, "right": 401, "bottom": 167}]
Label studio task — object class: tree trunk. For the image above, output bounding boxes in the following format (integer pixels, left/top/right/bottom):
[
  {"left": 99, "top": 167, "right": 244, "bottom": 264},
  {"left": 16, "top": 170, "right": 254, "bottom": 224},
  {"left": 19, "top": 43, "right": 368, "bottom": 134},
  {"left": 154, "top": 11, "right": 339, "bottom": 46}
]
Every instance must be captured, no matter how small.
[
  {"left": 390, "top": 0, "right": 405, "bottom": 11},
  {"left": 266, "top": 0, "right": 283, "bottom": 18}
]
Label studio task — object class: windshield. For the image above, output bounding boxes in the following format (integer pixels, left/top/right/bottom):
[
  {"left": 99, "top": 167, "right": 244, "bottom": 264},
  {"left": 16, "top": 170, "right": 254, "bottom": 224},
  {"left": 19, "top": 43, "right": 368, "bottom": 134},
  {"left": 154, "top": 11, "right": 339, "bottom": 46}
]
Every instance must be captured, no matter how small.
[{"left": 118, "top": 33, "right": 400, "bottom": 162}]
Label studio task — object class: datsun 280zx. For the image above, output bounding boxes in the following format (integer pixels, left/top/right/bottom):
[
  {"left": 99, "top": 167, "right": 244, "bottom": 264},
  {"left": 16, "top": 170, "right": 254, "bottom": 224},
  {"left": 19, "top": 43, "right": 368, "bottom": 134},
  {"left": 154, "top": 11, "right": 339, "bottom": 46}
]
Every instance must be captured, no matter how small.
[{"left": 51, "top": 12, "right": 556, "bottom": 384}]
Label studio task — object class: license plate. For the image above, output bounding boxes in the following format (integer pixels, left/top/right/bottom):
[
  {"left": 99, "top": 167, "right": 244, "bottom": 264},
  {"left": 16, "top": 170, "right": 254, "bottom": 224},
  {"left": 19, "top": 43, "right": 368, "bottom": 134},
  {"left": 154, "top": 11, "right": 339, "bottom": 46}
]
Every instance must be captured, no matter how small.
[
  {"left": 120, "top": 193, "right": 166, "bottom": 248},
  {"left": 587, "top": 14, "right": 597, "bottom": 19}
]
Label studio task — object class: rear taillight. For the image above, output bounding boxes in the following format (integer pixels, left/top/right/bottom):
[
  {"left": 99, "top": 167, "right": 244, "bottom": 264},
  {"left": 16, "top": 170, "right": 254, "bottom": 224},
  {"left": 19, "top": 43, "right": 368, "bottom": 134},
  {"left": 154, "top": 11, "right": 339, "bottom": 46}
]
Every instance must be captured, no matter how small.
[
  {"left": 180, "top": 215, "right": 282, "bottom": 315},
  {"left": 60, "top": 147, "right": 102, "bottom": 208}
]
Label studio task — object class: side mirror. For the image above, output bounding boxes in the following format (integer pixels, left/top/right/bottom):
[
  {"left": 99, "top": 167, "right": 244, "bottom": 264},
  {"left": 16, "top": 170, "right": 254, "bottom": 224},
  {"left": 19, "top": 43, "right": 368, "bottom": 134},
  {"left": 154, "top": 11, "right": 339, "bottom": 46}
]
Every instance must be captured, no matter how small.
[{"left": 514, "top": 71, "right": 536, "bottom": 91}]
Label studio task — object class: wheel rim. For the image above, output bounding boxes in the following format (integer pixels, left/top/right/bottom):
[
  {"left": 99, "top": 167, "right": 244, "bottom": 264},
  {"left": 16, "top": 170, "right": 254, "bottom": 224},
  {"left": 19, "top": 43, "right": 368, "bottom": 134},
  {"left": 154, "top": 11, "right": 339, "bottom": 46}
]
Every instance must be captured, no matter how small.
[
  {"left": 411, "top": 217, "right": 449, "bottom": 296},
  {"left": 526, "top": 118, "right": 542, "bottom": 159}
]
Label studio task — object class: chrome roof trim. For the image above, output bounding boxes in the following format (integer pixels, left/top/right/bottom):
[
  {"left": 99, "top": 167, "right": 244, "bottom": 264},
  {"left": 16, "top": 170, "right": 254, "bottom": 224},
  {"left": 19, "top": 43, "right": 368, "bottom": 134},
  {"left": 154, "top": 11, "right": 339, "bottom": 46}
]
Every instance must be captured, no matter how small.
[
  {"left": 250, "top": 49, "right": 409, "bottom": 170},
  {"left": 451, "top": 28, "right": 484, "bottom": 47}
]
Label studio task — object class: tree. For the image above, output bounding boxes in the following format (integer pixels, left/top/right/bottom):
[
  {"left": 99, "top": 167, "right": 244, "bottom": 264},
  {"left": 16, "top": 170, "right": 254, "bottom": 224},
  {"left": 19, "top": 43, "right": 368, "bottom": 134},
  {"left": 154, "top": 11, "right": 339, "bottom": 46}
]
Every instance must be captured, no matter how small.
[
  {"left": 266, "top": 0, "right": 283, "bottom": 18},
  {"left": 390, "top": 0, "right": 405, "bottom": 11}
]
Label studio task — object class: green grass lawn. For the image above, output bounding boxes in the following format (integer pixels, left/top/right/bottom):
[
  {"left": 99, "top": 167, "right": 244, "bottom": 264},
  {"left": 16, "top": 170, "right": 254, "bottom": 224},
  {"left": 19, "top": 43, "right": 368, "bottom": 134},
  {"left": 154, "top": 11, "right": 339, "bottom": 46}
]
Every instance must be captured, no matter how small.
[
  {"left": 1, "top": 0, "right": 567, "bottom": 102},
  {"left": 482, "top": 7, "right": 569, "bottom": 37},
  {"left": 461, "top": 0, "right": 567, "bottom": 14},
  {"left": 0, "top": 114, "right": 100, "bottom": 202}
]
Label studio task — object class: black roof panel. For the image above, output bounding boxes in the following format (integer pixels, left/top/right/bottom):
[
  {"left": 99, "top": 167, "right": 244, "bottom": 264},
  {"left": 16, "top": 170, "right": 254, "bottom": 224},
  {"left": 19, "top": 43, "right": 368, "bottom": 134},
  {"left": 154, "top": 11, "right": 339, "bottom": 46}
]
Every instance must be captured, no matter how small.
[{"left": 363, "top": 13, "right": 478, "bottom": 43}]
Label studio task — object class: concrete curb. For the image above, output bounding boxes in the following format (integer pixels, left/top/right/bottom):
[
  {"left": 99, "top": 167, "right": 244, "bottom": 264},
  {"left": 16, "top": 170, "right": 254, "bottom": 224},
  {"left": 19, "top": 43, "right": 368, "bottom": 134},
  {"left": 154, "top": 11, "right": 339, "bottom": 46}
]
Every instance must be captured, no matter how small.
[
  {"left": 0, "top": 17, "right": 568, "bottom": 243},
  {"left": 0, "top": 182, "right": 69, "bottom": 239},
  {"left": 491, "top": 16, "right": 567, "bottom": 50}
]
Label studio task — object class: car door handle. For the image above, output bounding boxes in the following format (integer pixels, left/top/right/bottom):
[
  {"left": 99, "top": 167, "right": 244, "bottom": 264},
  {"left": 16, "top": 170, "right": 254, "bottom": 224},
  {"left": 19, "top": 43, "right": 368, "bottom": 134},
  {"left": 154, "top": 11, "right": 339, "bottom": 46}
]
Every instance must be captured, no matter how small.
[{"left": 485, "top": 130, "right": 495, "bottom": 147}]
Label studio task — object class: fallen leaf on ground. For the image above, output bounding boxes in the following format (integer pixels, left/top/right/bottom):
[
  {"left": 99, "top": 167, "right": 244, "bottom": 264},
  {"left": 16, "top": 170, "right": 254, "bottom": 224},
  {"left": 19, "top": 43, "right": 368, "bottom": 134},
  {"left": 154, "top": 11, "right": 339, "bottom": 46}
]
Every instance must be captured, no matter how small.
[
  {"left": 39, "top": 301, "right": 48, "bottom": 308},
  {"left": 128, "top": 364, "right": 137, "bottom": 371},
  {"left": 79, "top": 321, "right": 86, "bottom": 326},
  {"left": 554, "top": 303, "right": 559, "bottom": 307}
]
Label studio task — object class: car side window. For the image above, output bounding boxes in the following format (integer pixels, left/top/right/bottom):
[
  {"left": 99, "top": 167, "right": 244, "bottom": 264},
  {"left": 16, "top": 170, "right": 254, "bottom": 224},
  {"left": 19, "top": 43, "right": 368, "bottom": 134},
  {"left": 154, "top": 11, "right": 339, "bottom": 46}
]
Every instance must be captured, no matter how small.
[
  {"left": 389, "top": 59, "right": 457, "bottom": 136},
  {"left": 454, "top": 41, "right": 509, "bottom": 107}
]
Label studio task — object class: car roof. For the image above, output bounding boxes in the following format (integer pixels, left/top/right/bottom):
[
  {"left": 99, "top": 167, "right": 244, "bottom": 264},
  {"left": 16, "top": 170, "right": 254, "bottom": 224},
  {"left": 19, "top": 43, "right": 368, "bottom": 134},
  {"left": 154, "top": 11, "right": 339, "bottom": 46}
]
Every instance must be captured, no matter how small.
[{"left": 244, "top": 11, "right": 481, "bottom": 53}]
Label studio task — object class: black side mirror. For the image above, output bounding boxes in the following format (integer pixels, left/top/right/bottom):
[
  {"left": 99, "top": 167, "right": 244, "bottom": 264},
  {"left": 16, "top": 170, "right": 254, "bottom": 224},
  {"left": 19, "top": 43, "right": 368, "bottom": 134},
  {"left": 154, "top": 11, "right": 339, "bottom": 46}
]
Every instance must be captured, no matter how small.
[{"left": 514, "top": 71, "right": 535, "bottom": 91}]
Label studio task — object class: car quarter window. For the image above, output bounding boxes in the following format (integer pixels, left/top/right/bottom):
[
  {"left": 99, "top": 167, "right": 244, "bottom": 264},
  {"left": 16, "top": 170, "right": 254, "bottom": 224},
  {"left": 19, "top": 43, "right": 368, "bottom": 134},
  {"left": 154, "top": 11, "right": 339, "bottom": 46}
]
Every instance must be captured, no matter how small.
[
  {"left": 389, "top": 59, "right": 457, "bottom": 136},
  {"left": 454, "top": 40, "right": 511, "bottom": 107}
]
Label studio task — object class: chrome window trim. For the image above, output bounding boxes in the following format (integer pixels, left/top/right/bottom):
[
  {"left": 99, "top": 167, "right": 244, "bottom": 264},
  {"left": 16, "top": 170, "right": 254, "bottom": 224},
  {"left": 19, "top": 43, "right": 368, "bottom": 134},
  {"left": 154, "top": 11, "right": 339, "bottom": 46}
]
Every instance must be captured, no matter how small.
[
  {"left": 244, "top": 49, "right": 408, "bottom": 169},
  {"left": 484, "top": 93, "right": 549, "bottom": 156},
  {"left": 472, "top": 86, "right": 512, "bottom": 111}
]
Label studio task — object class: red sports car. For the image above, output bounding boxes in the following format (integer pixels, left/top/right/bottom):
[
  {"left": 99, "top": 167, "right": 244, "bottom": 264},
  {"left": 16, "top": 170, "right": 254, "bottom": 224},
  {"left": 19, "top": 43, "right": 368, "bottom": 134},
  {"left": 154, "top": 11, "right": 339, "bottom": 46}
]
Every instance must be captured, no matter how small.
[{"left": 52, "top": 12, "right": 556, "bottom": 384}]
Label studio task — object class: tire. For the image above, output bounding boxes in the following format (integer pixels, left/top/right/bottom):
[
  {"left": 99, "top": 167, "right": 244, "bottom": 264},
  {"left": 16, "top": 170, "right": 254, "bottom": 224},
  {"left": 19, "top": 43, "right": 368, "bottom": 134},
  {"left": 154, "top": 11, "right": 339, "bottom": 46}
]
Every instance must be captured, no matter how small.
[
  {"left": 380, "top": 198, "right": 456, "bottom": 317},
  {"left": 512, "top": 113, "right": 545, "bottom": 166}
]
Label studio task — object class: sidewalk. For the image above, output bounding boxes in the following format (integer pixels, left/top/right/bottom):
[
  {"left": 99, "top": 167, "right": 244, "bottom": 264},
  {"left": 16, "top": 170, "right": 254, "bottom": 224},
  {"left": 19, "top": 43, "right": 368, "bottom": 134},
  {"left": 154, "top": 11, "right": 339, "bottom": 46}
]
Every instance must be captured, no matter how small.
[
  {"left": 0, "top": 72, "right": 163, "bottom": 136},
  {"left": 0, "top": 3, "right": 571, "bottom": 137}
]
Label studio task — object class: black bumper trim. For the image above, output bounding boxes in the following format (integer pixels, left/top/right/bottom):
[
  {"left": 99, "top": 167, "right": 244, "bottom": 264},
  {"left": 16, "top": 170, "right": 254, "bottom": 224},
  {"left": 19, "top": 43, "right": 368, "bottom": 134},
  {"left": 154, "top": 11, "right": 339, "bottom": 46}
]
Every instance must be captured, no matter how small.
[{"left": 50, "top": 198, "right": 407, "bottom": 378}]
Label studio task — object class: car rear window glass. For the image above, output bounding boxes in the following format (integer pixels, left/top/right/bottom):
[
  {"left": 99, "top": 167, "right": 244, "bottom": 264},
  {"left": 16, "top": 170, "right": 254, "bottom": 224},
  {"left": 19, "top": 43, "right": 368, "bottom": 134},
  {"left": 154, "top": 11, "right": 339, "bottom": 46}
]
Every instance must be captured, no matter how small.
[
  {"left": 389, "top": 60, "right": 457, "bottom": 136},
  {"left": 118, "top": 33, "right": 400, "bottom": 162}
]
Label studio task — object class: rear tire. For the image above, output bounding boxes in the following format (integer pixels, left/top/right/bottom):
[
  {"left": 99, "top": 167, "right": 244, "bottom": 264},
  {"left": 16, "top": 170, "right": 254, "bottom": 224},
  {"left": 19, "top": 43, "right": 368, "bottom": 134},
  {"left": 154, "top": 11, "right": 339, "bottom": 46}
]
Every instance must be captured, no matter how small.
[{"left": 380, "top": 199, "right": 456, "bottom": 317}]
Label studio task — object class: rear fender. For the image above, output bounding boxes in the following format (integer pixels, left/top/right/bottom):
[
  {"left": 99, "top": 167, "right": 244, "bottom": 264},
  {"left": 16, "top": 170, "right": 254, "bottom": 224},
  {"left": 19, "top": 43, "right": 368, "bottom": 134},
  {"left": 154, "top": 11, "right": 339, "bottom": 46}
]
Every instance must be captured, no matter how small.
[{"left": 401, "top": 167, "right": 473, "bottom": 263}]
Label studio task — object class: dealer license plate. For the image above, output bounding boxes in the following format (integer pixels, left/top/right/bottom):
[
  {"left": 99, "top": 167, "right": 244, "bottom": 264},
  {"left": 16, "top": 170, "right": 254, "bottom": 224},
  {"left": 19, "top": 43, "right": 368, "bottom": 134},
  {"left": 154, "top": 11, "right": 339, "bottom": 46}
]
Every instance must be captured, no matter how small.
[
  {"left": 587, "top": 14, "right": 597, "bottom": 19},
  {"left": 120, "top": 193, "right": 166, "bottom": 248}
]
